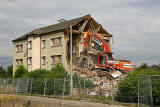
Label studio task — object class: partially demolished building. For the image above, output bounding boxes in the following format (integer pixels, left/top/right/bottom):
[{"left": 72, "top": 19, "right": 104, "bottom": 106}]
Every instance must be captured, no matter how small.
[
  {"left": 12, "top": 15, "right": 112, "bottom": 72},
  {"left": 12, "top": 15, "right": 131, "bottom": 95}
]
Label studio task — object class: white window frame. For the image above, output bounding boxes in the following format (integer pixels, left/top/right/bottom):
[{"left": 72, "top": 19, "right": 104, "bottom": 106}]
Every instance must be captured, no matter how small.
[
  {"left": 51, "top": 37, "right": 62, "bottom": 47},
  {"left": 16, "top": 44, "right": 23, "bottom": 52},
  {"left": 42, "top": 56, "right": 46, "bottom": 65},
  {"left": 28, "top": 57, "right": 32, "bottom": 65},
  {"left": 51, "top": 56, "right": 55, "bottom": 64},
  {"left": 42, "top": 40, "right": 46, "bottom": 48},
  {"left": 58, "top": 55, "right": 62, "bottom": 63},
  {"left": 51, "top": 55, "right": 62, "bottom": 64},
  {"left": 58, "top": 37, "right": 62, "bottom": 45},
  {"left": 28, "top": 41, "right": 32, "bottom": 49},
  {"left": 51, "top": 38, "right": 55, "bottom": 46},
  {"left": 16, "top": 59, "right": 23, "bottom": 66}
]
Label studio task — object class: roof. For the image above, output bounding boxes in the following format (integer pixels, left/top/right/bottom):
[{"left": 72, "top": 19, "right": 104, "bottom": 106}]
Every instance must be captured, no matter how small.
[{"left": 12, "top": 15, "right": 109, "bottom": 42}]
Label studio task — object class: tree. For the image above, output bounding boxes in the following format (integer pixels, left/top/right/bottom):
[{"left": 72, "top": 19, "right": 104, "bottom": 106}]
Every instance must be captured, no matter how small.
[
  {"left": 151, "top": 64, "right": 160, "bottom": 71},
  {"left": 139, "top": 63, "right": 150, "bottom": 69},
  {"left": 7, "top": 65, "right": 13, "bottom": 77},
  {"left": 0, "top": 66, "right": 6, "bottom": 78},
  {"left": 14, "top": 65, "right": 28, "bottom": 78}
]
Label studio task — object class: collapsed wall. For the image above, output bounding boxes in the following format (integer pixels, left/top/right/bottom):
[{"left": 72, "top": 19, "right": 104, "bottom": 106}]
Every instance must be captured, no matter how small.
[{"left": 72, "top": 65, "right": 126, "bottom": 96}]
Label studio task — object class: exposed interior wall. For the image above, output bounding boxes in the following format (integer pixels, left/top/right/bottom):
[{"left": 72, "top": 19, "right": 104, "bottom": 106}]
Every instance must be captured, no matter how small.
[
  {"left": 70, "top": 32, "right": 111, "bottom": 67},
  {"left": 65, "top": 16, "right": 112, "bottom": 67}
]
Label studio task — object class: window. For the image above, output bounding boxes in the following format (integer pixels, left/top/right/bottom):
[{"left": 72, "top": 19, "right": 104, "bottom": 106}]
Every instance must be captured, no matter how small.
[
  {"left": 58, "top": 37, "right": 62, "bottom": 45},
  {"left": 28, "top": 41, "right": 32, "bottom": 49},
  {"left": 42, "top": 40, "right": 46, "bottom": 48},
  {"left": 16, "top": 45, "right": 23, "bottom": 52},
  {"left": 51, "top": 55, "right": 62, "bottom": 64},
  {"left": 51, "top": 37, "right": 62, "bottom": 46},
  {"left": 28, "top": 57, "right": 32, "bottom": 65},
  {"left": 42, "top": 56, "right": 46, "bottom": 65},
  {"left": 16, "top": 59, "right": 23, "bottom": 66},
  {"left": 51, "top": 56, "right": 55, "bottom": 63},
  {"left": 59, "top": 55, "right": 62, "bottom": 63}
]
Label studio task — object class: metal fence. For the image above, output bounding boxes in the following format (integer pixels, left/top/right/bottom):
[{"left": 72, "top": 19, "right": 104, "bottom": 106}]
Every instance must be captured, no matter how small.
[
  {"left": 138, "top": 75, "right": 160, "bottom": 107},
  {"left": 0, "top": 78, "right": 117, "bottom": 102}
]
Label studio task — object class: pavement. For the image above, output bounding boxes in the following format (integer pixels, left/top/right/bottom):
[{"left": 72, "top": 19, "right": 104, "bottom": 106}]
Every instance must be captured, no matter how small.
[{"left": 20, "top": 95, "right": 128, "bottom": 107}]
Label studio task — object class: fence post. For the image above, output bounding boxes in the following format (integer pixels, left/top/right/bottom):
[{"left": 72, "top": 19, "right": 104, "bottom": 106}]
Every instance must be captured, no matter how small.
[
  {"left": 44, "top": 78, "right": 47, "bottom": 96},
  {"left": 6, "top": 78, "right": 9, "bottom": 93},
  {"left": 54, "top": 78, "right": 56, "bottom": 95},
  {"left": 62, "top": 78, "right": 66, "bottom": 99},
  {"left": 148, "top": 77, "right": 153, "bottom": 107},
  {"left": 83, "top": 77, "right": 86, "bottom": 100},
  {"left": 78, "top": 76, "right": 81, "bottom": 94},
  {"left": 2, "top": 79, "right": 5, "bottom": 93},
  {"left": 111, "top": 79, "right": 115, "bottom": 104},
  {"left": 138, "top": 75, "right": 140, "bottom": 107},
  {"left": 30, "top": 78, "right": 33, "bottom": 95},
  {"left": 26, "top": 78, "right": 29, "bottom": 95},
  {"left": 16, "top": 78, "right": 20, "bottom": 94}
]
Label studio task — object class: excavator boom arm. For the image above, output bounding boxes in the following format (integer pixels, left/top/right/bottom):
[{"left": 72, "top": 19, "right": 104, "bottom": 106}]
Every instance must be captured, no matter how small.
[{"left": 84, "top": 30, "right": 111, "bottom": 53}]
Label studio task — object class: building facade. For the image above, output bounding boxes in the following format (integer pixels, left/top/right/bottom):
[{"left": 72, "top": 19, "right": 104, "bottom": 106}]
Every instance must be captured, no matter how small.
[
  {"left": 12, "top": 15, "right": 112, "bottom": 73},
  {"left": 13, "top": 31, "right": 69, "bottom": 72}
]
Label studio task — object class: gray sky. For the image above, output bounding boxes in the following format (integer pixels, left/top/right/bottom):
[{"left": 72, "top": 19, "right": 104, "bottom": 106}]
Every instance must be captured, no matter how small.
[{"left": 0, "top": 0, "right": 160, "bottom": 67}]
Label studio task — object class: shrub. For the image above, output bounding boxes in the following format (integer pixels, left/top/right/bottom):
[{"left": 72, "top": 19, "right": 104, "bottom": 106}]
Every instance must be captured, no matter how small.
[
  {"left": 23, "top": 69, "right": 50, "bottom": 78},
  {"left": 14, "top": 65, "right": 28, "bottom": 78},
  {"left": 73, "top": 74, "right": 94, "bottom": 89},
  {"left": 23, "top": 63, "right": 68, "bottom": 78},
  {"left": 23, "top": 64, "right": 69, "bottom": 95},
  {"left": 50, "top": 63, "right": 68, "bottom": 78},
  {"left": 46, "top": 78, "right": 70, "bottom": 95},
  {"left": 23, "top": 63, "right": 94, "bottom": 95},
  {"left": 117, "top": 68, "right": 160, "bottom": 105}
]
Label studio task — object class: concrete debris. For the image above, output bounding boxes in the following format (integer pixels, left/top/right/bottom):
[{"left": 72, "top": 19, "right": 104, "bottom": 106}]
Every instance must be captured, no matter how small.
[
  {"left": 89, "top": 91, "right": 97, "bottom": 96},
  {"left": 108, "top": 70, "right": 122, "bottom": 78},
  {"left": 73, "top": 66, "right": 126, "bottom": 96}
]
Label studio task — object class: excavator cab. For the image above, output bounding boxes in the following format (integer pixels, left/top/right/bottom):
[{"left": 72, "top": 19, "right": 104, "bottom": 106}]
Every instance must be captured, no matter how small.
[{"left": 107, "top": 53, "right": 114, "bottom": 60}]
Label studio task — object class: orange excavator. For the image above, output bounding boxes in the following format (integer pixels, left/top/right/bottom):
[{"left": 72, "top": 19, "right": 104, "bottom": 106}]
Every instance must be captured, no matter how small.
[{"left": 83, "top": 30, "right": 134, "bottom": 72}]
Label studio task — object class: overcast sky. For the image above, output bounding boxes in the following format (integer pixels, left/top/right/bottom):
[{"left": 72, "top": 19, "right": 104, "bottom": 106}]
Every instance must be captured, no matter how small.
[{"left": 0, "top": 0, "right": 160, "bottom": 67}]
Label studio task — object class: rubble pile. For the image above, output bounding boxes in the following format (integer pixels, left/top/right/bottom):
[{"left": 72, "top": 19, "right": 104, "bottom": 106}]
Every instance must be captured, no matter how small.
[{"left": 73, "top": 66, "right": 126, "bottom": 96}]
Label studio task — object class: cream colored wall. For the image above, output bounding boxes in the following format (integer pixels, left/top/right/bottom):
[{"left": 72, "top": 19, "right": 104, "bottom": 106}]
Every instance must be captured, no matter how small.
[
  {"left": 27, "top": 37, "right": 33, "bottom": 71},
  {"left": 32, "top": 36, "right": 41, "bottom": 70},
  {"left": 13, "top": 31, "right": 69, "bottom": 73},
  {"left": 13, "top": 40, "right": 28, "bottom": 73},
  {"left": 41, "top": 32, "right": 69, "bottom": 71}
]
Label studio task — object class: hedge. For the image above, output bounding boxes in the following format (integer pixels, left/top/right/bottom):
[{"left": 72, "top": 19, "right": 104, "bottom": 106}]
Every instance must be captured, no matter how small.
[{"left": 117, "top": 68, "right": 160, "bottom": 105}]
